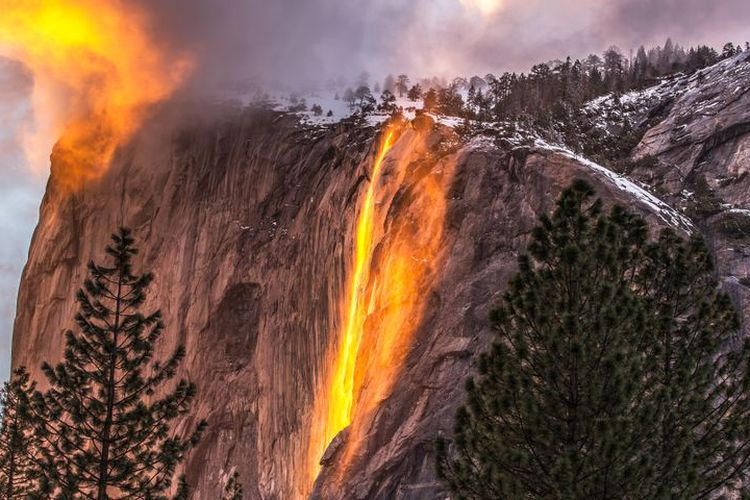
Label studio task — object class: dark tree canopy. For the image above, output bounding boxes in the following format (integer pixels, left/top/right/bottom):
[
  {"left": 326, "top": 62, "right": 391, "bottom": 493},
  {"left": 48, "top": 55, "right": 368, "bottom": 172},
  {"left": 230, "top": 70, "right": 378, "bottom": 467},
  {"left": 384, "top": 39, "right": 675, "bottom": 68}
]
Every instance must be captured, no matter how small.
[
  {"left": 32, "top": 227, "right": 205, "bottom": 499},
  {"left": 407, "top": 83, "right": 423, "bottom": 102},
  {"left": 408, "top": 39, "right": 730, "bottom": 125},
  {"left": 378, "top": 89, "right": 398, "bottom": 114},
  {"left": 354, "top": 85, "right": 376, "bottom": 114},
  {"left": 0, "top": 367, "right": 38, "bottom": 498},
  {"left": 437, "top": 181, "right": 750, "bottom": 499}
]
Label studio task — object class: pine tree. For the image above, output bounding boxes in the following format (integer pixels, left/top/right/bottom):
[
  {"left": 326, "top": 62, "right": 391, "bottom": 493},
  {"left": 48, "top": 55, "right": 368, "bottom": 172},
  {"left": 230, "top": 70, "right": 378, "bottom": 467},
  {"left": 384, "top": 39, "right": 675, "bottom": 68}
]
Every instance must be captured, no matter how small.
[
  {"left": 466, "top": 85, "right": 477, "bottom": 115},
  {"left": 437, "top": 85, "right": 465, "bottom": 116},
  {"left": 32, "top": 228, "right": 206, "bottom": 499},
  {"left": 436, "top": 181, "right": 750, "bottom": 499},
  {"left": 222, "top": 471, "right": 243, "bottom": 500},
  {"left": 395, "top": 74, "right": 410, "bottom": 97},
  {"left": 603, "top": 46, "right": 625, "bottom": 92},
  {"left": 635, "top": 229, "right": 750, "bottom": 497},
  {"left": 354, "top": 86, "right": 376, "bottom": 114},
  {"left": 723, "top": 42, "right": 738, "bottom": 59},
  {"left": 407, "top": 84, "right": 423, "bottom": 101},
  {"left": 0, "top": 367, "right": 38, "bottom": 497},
  {"left": 633, "top": 45, "right": 649, "bottom": 85},
  {"left": 172, "top": 476, "right": 189, "bottom": 500},
  {"left": 422, "top": 88, "right": 438, "bottom": 112},
  {"left": 343, "top": 87, "right": 356, "bottom": 110},
  {"left": 378, "top": 89, "right": 397, "bottom": 114}
]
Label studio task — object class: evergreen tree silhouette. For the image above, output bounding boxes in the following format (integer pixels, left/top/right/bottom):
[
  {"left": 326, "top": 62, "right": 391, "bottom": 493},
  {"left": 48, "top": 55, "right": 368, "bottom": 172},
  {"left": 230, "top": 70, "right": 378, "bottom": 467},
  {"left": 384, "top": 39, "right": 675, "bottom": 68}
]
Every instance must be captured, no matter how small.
[
  {"left": 437, "top": 181, "right": 750, "bottom": 498},
  {"left": 0, "top": 367, "right": 38, "bottom": 497},
  {"left": 33, "top": 228, "right": 206, "bottom": 499}
]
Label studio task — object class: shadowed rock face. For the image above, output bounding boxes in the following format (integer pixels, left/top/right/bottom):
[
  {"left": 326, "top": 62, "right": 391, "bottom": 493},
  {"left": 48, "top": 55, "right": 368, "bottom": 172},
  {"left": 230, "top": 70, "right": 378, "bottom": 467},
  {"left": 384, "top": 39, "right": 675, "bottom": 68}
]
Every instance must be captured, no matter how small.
[
  {"left": 631, "top": 51, "right": 750, "bottom": 341},
  {"left": 309, "top": 143, "right": 692, "bottom": 500},
  {"left": 14, "top": 107, "right": 377, "bottom": 498},
  {"left": 11, "top": 54, "right": 750, "bottom": 499}
]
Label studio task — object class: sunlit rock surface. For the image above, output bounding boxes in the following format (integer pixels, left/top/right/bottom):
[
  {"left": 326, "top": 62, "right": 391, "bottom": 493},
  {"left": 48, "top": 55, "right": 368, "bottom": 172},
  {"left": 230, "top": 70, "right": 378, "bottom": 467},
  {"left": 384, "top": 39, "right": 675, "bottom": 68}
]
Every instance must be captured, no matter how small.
[{"left": 11, "top": 52, "right": 750, "bottom": 499}]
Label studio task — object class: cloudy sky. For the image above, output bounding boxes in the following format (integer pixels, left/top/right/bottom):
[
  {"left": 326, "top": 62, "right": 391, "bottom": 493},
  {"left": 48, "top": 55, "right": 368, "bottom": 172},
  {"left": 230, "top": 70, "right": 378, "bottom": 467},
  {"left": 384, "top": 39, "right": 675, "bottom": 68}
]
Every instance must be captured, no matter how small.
[
  {"left": 0, "top": 0, "right": 748, "bottom": 379},
  {"left": 136, "top": 0, "right": 750, "bottom": 84},
  {"left": 0, "top": 58, "right": 43, "bottom": 380}
]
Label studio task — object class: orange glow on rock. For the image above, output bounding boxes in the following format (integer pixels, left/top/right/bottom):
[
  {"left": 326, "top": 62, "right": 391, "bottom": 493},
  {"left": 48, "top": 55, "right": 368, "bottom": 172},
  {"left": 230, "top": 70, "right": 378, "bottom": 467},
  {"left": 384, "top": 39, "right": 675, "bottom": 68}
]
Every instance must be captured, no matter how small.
[
  {"left": 305, "top": 126, "right": 399, "bottom": 493},
  {"left": 0, "top": 0, "right": 191, "bottom": 190},
  {"left": 327, "top": 127, "right": 398, "bottom": 440},
  {"left": 305, "top": 121, "right": 456, "bottom": 495}
]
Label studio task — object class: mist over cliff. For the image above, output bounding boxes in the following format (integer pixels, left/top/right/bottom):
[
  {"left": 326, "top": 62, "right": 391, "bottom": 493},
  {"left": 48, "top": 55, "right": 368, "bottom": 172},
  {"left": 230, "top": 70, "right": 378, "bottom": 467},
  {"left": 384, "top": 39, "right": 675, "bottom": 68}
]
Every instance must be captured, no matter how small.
[{"left": 10, "top": 49, "right": 750, "bottom": 497}]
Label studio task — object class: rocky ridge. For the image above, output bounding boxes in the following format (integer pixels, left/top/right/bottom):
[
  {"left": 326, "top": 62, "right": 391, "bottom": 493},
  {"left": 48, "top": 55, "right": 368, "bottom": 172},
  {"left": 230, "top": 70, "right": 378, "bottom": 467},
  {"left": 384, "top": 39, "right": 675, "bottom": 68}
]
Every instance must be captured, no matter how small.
[{"left": 10, "top": 52, "right": 750, "bottom": 498}]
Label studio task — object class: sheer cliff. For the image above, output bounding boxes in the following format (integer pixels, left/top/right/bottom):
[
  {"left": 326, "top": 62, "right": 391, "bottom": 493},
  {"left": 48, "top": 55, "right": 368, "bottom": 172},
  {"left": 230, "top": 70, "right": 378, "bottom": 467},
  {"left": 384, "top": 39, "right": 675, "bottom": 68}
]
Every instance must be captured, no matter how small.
[{"left": 11, "top": 53, "right": 750, "bottom": 499}]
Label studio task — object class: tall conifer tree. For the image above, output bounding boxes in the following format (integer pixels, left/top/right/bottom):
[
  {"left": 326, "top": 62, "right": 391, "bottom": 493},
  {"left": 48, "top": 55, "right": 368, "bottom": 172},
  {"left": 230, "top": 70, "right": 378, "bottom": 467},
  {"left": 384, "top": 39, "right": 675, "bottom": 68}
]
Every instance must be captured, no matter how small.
[
  {"left": 0, "top": 367, "right": 38, "bottom": 497},
  {"left": 437, "top": 181, "right": 750, "bottom": 499},
  {"left": 33, "top": 228, "right": 205, "bottom": 499}
]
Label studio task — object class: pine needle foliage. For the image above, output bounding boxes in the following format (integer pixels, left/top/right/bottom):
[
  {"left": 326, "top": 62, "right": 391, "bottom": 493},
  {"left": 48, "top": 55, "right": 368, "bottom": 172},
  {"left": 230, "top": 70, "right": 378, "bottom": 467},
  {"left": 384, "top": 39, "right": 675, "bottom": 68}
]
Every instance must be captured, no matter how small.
[
  {"left": 0, "top": 367, "right": 38, "bottom": 498},
  {"left": 172, "top": 475, "right": 189, "bottom": 500},
  {"left": 436, "top": 180, "right": 750, "bottom": 499},
  {"left": 32, "top": 227, "right": 206, "bottom": 499}
]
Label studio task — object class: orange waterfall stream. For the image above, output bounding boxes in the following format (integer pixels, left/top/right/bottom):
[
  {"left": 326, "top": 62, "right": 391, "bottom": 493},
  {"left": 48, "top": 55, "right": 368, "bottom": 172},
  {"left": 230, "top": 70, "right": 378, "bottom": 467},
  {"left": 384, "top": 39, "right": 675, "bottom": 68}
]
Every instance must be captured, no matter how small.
[{"left": 304, "top": 121, "right": 456, "bottom": 497}]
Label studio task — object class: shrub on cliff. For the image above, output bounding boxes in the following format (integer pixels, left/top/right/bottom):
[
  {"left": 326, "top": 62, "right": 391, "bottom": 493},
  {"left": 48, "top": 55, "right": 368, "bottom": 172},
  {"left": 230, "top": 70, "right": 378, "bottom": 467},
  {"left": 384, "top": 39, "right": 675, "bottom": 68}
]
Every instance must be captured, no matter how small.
[
  {"left": 436, "top": 180, "right": 750, "bottom": 498},
  {"left": 222, "top": 471, "right": 244, "bottom": 500},
  {"left": 32, "top": 227, "right": 206, "bottom": 499}
]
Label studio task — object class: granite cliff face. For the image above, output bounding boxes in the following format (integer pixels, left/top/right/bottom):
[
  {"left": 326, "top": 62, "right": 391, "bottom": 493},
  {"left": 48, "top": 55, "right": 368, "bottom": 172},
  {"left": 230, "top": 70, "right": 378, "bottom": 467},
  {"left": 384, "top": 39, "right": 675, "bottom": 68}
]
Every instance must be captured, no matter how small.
[
  {"left": 11, "top": 53, "right": 750, "bottom": 499},
  {"left": 631, "top": 51, "right": 750, "bottom": 341}
]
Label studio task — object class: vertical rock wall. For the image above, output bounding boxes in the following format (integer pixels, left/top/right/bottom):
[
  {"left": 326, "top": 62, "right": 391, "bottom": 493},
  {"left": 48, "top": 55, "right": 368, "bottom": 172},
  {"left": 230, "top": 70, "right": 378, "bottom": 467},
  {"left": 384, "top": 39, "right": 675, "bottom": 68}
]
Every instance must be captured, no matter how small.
[{"left": 12, "top": 87, "right": 749, "bottom": 497}]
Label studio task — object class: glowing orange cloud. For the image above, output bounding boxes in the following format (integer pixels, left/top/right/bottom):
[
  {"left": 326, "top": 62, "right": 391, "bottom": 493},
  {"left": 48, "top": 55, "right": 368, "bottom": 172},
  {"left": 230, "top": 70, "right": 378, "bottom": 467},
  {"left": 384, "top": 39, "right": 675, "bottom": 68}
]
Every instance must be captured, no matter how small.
[{"left": 0, "top": 0, "right": 192, "bottom": 190}]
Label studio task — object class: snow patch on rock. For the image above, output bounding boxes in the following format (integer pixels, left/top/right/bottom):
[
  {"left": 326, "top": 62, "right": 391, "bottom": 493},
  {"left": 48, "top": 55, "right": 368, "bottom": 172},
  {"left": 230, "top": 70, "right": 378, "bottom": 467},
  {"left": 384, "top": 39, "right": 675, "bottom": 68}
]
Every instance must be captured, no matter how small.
[{"left": 533, "top": 139, "right": 695, "bottom": 232}]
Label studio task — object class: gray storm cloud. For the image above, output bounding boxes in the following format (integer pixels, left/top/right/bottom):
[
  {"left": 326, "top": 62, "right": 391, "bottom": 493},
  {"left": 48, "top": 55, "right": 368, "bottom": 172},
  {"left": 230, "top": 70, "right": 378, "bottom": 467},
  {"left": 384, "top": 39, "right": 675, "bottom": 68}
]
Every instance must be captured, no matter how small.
[
  {"left": 135, "top": 0, "right": 374, "bottom": 87},
  {"left": 600, "top": 0, "right": 750, "bottom": 48},
  {"left": 134, "top": 0, "right": 749, "bottom": 87}
]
